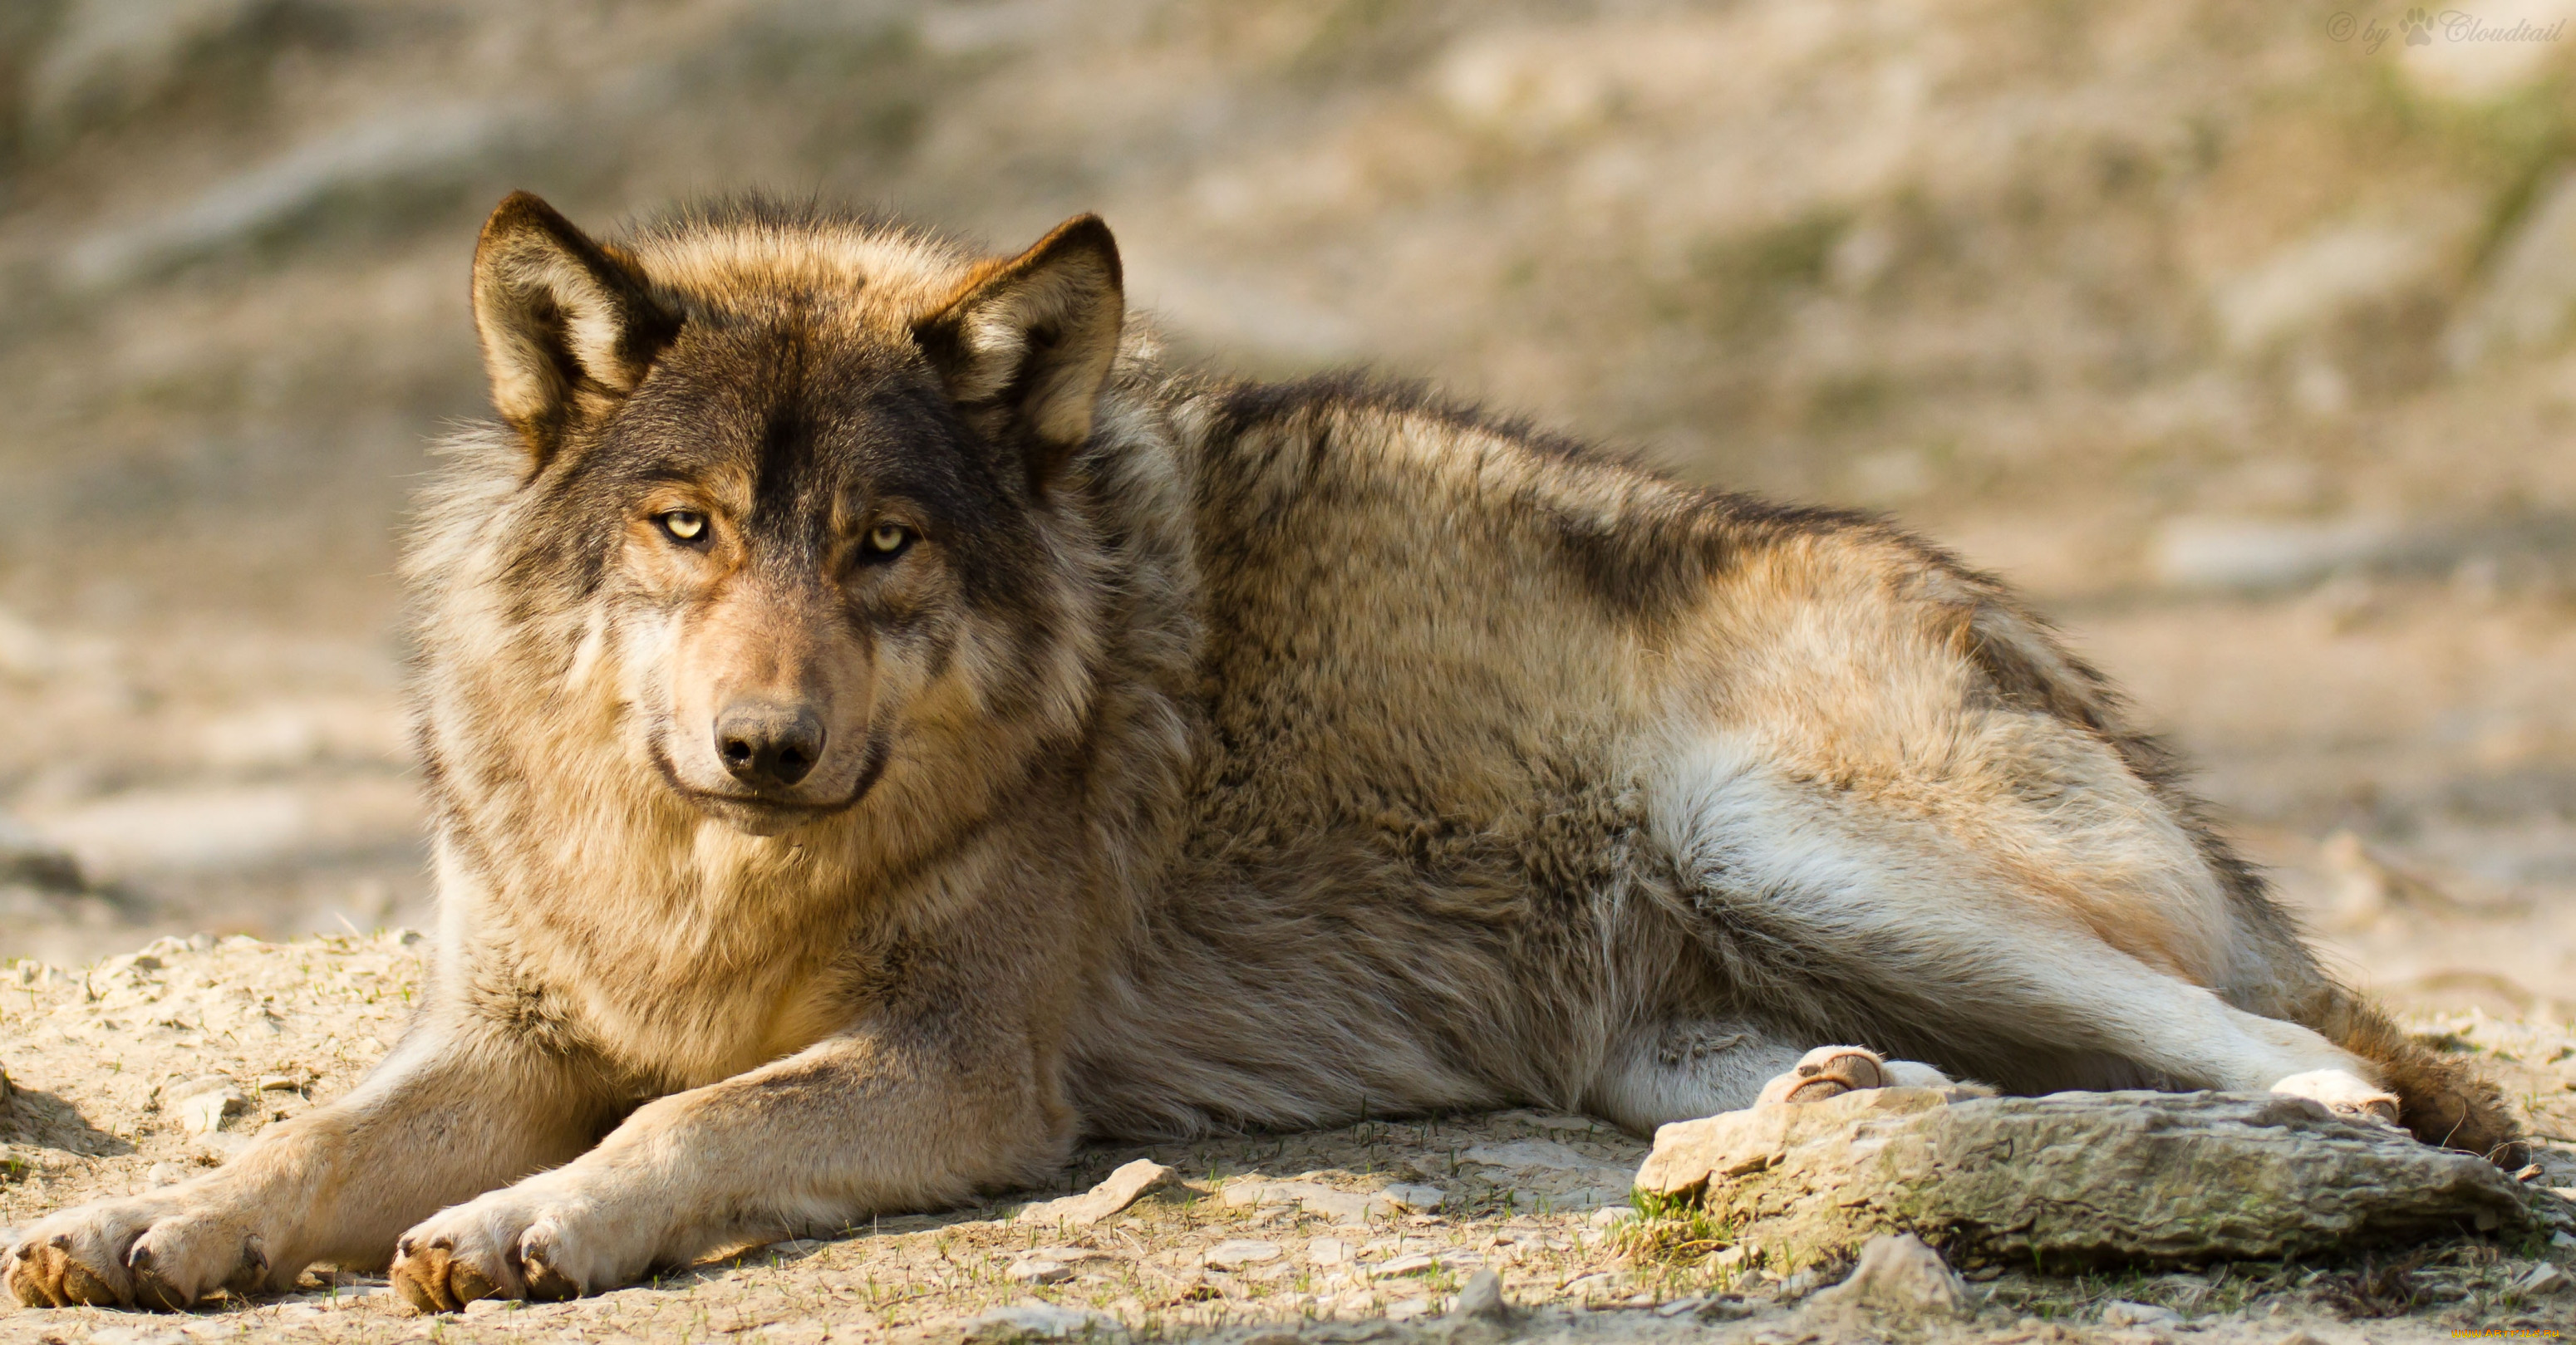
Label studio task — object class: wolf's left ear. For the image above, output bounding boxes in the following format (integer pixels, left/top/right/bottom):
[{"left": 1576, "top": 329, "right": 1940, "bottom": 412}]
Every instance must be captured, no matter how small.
[
  {"left": 914, "top": 214, "right": 1124, "bottom": 490},
  {"left": 472, "top": 191, "right": 681, "bottom": 467}
]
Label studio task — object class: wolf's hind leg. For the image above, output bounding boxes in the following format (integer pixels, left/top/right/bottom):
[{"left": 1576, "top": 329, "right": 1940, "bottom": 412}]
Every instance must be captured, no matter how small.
[
  {"left": 1653, "top": 736, "right": 2392, "bottom": 1114},
  {"left": 1750, "top": 1045, "right": 1970, "bottom": 1107},
  {"left": 2269, "top": 1069, "right": 2401, "bottom": 1127},
  {"left": 1586, "top": 1027, "right": 1972, "bottom": 1131},
  {"left": 1584, "top": 1019, "right": 1804, "bottom": 1131}
]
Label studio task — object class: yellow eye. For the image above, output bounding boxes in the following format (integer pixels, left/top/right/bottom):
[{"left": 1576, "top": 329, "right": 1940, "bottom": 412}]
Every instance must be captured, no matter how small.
[
  {"left": 658, "top": 511, "right": 706, "bottom": 542},
  {"left": 868, "top": 523, "right": 911, "bottom": 553}
]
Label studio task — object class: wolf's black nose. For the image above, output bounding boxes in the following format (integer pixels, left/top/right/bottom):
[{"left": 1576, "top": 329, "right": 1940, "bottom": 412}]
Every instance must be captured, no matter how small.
[{"left": 715, "top": 700, "right": 826, "bottom": 790}]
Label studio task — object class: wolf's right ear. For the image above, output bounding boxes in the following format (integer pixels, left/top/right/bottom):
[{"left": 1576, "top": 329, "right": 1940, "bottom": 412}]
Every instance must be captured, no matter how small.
[{"left": 471, "top": 192, "right": 680, "bottom": 466}]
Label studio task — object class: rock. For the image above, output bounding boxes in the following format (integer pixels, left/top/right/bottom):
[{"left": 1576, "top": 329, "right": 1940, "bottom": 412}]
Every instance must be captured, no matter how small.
[
  {"left": 0, "top": 816, "right": 83, "bottom": 893},
  {"left": 1005, "top": 1258, "right": 1072, "bottom": 1285},
  {"left": 1810, "top": 1234, "right": 1971, "bottom": 1318},
  {"left": 461, "top": 1296, "right": 512, "bottom": 1316},
  {"left": 2100, "top": 1299, "right": 2182, "bottom": 1327},
  {"left": 1698, "top": 1295, "right": 1757, "bottom": 1321},
  {"left": 1460, "top": 1139, "right": 1602, "bottom": 1172},
  {"left": 1450, "top": 1269, "right": 1511, "bottom": 1321},
  {"left": 1222, "top": 1176, "right": 1433, "bottom": 1222},
  {"left": 1636, "top": 1089, "right": 2539, "bottom": 1265},
  {"left": 1015, "top": 1159, "right": 1174, "bottom": 1228},
  {"left": 962, "top": 1303, "right": 1123, "bottom": 1339},
  {"left": 1202, "top": 1239, "right": 1281, "bottom": 1269},
  {"left": 2446, "top": 169, "right": 2576, "bottom": 368},
  {"left": 2210, "top": 218, "right": 2459, "bottom": 355},
  {"left": 1379, "top": 1182, "right": 1445, "bottom": 1212},
  {"left": 2515, "top": 1262, "right": 2568, "bottom": 1295},
  {"left": 145, "top": 1161, "right": 189, "bottom": 1188},
  {"left": 2148, "top": 513, "right": 2406, "bottom": 592},
  {"left": 174, "top": 1084, "right": 248, "bottom": 1135},
  {"left": 1305, "top": 1236, "right": 1351, "bottom": 1265},
  {"left": 1384, "top": 1296, "right": 1434, "bottom": 1321},
  {"left": 1374, "top": 1252, "right": 1437, "bottom": 1277}
]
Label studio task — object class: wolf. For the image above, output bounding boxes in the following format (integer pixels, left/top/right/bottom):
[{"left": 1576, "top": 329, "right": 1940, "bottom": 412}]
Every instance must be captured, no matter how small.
[{"left": 7, "top": 194, "right": 2516, "bottom": 1313}]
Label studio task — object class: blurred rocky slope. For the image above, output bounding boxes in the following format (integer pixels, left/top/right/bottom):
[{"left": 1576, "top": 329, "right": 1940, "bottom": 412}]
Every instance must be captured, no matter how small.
[{"left": 0, "top": 0, "right": 2571, "bottom": 1005}]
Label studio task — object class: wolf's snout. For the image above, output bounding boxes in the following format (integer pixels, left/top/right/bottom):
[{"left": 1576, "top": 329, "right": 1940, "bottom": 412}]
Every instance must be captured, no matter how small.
[{"left": 714, "top": 700, "right": 826, "bottom": 791}]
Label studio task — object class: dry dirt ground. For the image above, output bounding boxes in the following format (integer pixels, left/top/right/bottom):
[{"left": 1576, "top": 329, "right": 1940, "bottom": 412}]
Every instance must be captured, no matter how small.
[{"left": 2, "top": 935, "right": 2574, "bottom": 1345}]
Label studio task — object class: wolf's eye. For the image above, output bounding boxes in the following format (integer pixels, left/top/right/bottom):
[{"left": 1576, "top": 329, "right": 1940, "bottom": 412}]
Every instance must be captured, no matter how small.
[
  {"left": 657, "top": 511, "right": 708, "bottom": 544},
  {"left": 866, "top": 523, "right": 911, "bottom": 555}
]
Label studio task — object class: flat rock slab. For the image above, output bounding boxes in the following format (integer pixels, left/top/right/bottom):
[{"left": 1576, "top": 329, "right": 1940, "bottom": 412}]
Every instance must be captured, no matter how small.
[{"left": 1637, "top": 1087, "right": 2558, "bottom": 1266}]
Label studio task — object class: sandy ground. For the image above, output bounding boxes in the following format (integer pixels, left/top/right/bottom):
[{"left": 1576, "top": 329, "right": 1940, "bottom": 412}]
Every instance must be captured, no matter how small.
[{"left": 3, "top": 935, "right": 2575, "bottom": 1344}]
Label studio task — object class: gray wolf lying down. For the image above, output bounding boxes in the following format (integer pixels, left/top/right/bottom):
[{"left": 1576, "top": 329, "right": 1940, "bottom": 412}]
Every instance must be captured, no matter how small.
[{"left": 7, "top": 194, "right": 2516, "bottom": 1312}]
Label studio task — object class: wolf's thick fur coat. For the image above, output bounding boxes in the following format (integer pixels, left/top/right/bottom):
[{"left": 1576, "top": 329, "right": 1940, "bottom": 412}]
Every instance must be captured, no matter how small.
[{"left": 7, "top": 196, "right": 2516, "bottom": 1313}]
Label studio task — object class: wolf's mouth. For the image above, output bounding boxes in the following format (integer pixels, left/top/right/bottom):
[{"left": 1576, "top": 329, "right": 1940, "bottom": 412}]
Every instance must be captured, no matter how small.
[{"left": 647, "top": 732, "right": 891, "bottom": 834}]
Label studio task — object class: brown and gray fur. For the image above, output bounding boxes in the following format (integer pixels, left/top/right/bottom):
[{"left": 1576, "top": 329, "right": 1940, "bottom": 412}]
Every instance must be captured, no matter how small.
[{"left": 7, "top": 194, "right": 2516, "bottom": 1313}]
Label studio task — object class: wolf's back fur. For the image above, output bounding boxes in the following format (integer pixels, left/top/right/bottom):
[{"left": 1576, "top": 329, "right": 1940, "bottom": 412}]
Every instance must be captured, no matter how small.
[{"left": 3, "top": 196, "right": 2513, "bottom": 1315}]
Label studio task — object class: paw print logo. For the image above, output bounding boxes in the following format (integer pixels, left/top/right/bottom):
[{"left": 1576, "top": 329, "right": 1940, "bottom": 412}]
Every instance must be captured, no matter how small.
[{"left": 2401, "top": 7, "right": 2436, "bottom": 44}]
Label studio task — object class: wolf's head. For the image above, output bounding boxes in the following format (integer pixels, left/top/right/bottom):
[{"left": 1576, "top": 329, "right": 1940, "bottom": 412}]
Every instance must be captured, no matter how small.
[{"left": 440, "top": 193, "right": 1127, "bottom": 838}]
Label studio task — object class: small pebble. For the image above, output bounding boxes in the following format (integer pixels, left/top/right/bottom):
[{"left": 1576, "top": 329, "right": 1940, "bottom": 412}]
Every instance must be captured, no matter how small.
[
  {"left": 1203, "top": 1239, "right": 1282, "bottom": 1269},
  {"left": 1005, "top": 1257, "right": 1071, "bottom": 1284},
  {"left": 1452, "top": 1269, "right": 1510, "bottom": 1321},
  {"left": 1378, "top": 1183, "right": 1445, "bottom": 1211},
  {"left": 2101, "top": 1300, "right": 2181, "bottom": 1328},
  {"left": 1373, "top": 1251, "right": 1436, "bottom": 1276}
]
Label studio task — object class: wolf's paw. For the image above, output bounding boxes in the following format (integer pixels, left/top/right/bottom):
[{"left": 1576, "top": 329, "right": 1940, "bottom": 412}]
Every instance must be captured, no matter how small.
[
  {"left": 391, "top": 1182, "right": 627, "bottom": 1313},
  {"left": 2272, "top": 1068, "right": 2403, "bottom": 1129},
  {"left": 6, "top": 1194, "right": 269, "bottom": 1310},
  {"left": 1757, "top": 1045, "right": 1890, "bottom": 1106}
]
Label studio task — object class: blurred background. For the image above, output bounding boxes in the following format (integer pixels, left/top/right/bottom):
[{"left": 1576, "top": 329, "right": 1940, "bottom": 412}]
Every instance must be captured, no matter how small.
[{"left": 0, "top": 0, "right": 2570, "bottom": 1022}]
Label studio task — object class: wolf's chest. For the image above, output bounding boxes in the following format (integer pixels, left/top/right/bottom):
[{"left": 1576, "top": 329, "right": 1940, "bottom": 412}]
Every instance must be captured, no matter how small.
[{"left": 492, "top": 891, "right": 860, "bottom": 1091}]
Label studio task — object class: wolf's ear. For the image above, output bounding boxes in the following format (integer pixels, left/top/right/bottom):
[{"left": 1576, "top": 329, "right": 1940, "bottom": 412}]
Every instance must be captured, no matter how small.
[
  {"left": 914, "top": 214, "right": 1124, "bottom": 490},
  {"left": 471, "top": 192, "right": 680, "bottom": 465}
]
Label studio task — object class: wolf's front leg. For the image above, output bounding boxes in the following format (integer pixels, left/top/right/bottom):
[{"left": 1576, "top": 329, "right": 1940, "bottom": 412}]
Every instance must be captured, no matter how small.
[
  {"left": 6, "top": 1024, "right": 604, "bottom": 1310},
  {"left": 390, "top": 1019, "right": 1069, "bottom": 1310}
]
